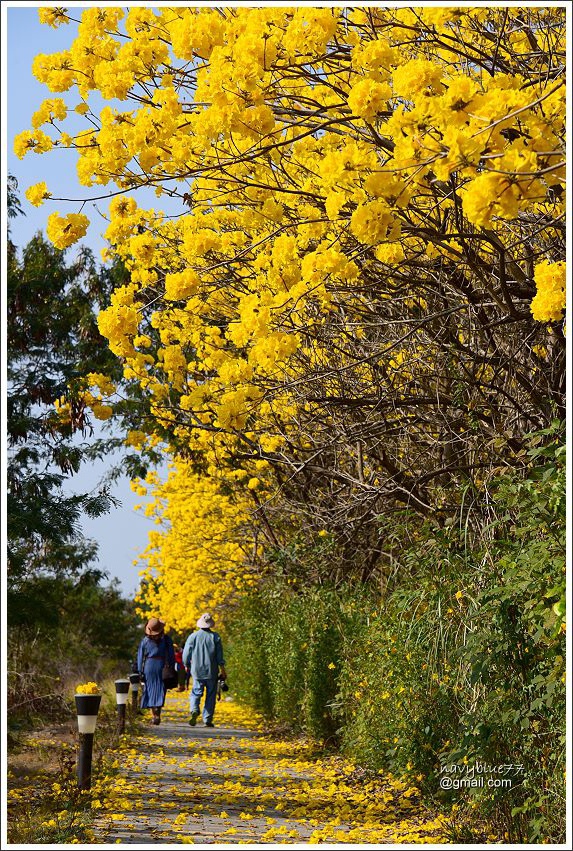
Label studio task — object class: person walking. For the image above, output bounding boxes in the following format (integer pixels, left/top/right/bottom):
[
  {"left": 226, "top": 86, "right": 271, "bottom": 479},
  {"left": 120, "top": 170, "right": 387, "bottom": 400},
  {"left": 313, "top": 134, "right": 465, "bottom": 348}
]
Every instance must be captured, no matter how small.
[
  {"left": 137, "top": 617, "right": 175, "bottom": 726},
  {"left": 183, "top": 613, "right": 226, "bottom": 727}
]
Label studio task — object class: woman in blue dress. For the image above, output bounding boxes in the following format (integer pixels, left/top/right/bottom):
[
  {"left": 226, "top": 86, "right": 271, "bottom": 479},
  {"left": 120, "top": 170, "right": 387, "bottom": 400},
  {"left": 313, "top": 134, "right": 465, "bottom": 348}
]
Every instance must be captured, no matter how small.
[{"left": 137, "top": 617, "right": 175, "bottom": 725}]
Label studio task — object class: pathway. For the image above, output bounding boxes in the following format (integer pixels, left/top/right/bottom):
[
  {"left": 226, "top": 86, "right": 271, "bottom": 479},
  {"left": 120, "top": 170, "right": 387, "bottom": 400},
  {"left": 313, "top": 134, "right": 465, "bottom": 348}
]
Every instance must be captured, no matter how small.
[{"left": 96, "top": 691, "right": 449, "bottom": 844}]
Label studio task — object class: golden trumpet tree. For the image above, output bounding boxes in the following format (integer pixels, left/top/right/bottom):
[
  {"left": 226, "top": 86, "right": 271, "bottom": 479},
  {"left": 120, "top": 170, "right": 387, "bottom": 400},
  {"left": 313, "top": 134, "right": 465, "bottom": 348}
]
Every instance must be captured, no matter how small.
[
  {"left": 17, "top": 6, "right": 566, "bottom": 625},
  {"left": 131, "top": 461, "right": 259, "bottom": 631}
]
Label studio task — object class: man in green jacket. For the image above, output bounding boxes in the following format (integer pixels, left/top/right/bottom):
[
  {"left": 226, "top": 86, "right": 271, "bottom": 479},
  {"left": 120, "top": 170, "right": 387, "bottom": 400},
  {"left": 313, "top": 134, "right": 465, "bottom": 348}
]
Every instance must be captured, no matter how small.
[{"left": 183, "top": 613, "right": 227, "bottom": 727}]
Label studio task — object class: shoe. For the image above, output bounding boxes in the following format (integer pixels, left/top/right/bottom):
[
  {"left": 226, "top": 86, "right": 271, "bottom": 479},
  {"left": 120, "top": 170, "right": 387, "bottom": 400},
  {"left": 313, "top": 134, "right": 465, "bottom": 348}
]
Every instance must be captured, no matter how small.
[
  {"left": 205, "top": 720, "right": 215, "bottom": 728},
  {"left": 189, "top": 712, "right": 199, "bottom": 726}
]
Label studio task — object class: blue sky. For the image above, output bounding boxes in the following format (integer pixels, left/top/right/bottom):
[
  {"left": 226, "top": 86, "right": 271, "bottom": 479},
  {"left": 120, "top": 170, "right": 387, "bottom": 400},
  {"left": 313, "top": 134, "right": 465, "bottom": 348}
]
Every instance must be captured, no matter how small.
[
  {"left": 7, "top": 7, "right": 162, "bottom": 598},
  {"left": 7, "top": 7, "right": 109, "bottom": 252}
]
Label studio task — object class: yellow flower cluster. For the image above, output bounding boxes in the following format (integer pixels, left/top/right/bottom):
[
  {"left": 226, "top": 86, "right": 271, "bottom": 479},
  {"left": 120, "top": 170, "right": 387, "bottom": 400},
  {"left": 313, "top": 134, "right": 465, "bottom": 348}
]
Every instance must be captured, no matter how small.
[
  {"left": 17, "top": 6, "right": 565, "bottom": 623},
  {"left": 31, "top": 96, "right": 67, "bottom": 128},
  {"left": 38, "top": 8, "right": 69, "bottom": 28},
  {"left": 13, "top": 128, "right": 53, "bottom": 159},
  {"left": 133, "top": 460, "right": 259, "bottom": 632},
  {"left": 351, "top": 200, "right": 400, "bottom": 245},
  {"left": 25, "top": 181, "right": 51, "bottom": 207},
  {"left": 46, "top": 212, "right": 89, "bottom": 250},
  {"left": 75, "top": 682, "right": 100, "bottom": 695},
  {"left": 348, "top": 78, "right": 392, "bottom": 122},
  {"left": 530, "top": 261, "right": 566, "bottom": 323}
]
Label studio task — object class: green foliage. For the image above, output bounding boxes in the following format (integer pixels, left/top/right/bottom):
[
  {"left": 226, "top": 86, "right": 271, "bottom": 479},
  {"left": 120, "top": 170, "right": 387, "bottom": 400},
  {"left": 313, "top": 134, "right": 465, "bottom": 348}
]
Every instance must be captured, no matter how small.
[
  {"left": 7, "top": 179, "right": 163, "bottom": 591},
  {"left": 7, "top": 213, "right": 118, "bottom": 584},
  {"left": 338, "top": 593, "right": 463, "bottom": 780},
  {"left": 225, "top": 579, "right": 367, "bottom": 739},
  {"left": 7, "top": 174, "right": 23, "bottom": 221},
  {"left": 10, "top": 572, "right": 140, "bottom": 662},
  {"left": 6, "top": 180, "right": 142, "bottom": 732},
  {"left": 227, "top": 428, "right": 565, "bottom": 843},
  {"left": 224, "top": 593, "right": 274, "bottom": 717},
  {"left": 8, "top": 570, "right": 141, "bottom": 731},
  {"left": 449, "top": 430, "right": 566, "bottom": 842},
  {"left": 339, "top": 430, "right": 565, "bottom": 843}
]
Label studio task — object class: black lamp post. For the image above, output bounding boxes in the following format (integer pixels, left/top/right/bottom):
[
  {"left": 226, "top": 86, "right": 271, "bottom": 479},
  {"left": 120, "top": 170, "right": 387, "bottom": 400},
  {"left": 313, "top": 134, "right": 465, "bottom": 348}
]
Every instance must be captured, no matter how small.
[
  {"left": 115, "top": 679, "right": 130, "bottom": 733},
  {"left": 75, "top": 692, "right": 102, "bottom": 790},
  {"left": 129, "top": 672, "right": 140, "bottom": 712}
]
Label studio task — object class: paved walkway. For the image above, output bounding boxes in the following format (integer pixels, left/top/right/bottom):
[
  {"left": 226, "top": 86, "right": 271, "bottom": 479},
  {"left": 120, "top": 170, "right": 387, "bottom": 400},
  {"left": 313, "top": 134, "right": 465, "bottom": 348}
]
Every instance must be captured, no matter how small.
[{"left": 96, "top": 691, "right": 449, "bottom": 844}]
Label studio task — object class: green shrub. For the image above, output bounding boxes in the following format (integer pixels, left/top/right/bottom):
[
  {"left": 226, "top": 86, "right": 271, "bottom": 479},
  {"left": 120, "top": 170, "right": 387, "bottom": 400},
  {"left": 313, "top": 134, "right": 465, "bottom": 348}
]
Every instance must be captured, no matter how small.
[
  {"left": 339, "top": 431, "right": 565, "bottom": 843},
  {"left": 225, "top": 580, "right": 368, "bottom": 739},
  {"left": 338, "top": 588, "right": 463, "bottom": 781},
  {"left": 226, "top": 429, "right": 565, "bottom": 843},
  {"left": 449, "top": 433, "right": 566, "bottom": 843}
]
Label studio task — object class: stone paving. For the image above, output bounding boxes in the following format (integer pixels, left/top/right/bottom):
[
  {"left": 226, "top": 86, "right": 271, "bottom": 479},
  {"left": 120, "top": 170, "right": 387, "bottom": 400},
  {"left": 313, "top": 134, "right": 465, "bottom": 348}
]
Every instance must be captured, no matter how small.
[
  {"left": 96, "top": 693, "right": 319, "bottom": 844},
  {"left": 95, "top": 690, "right": 450, "bottom": 845}
]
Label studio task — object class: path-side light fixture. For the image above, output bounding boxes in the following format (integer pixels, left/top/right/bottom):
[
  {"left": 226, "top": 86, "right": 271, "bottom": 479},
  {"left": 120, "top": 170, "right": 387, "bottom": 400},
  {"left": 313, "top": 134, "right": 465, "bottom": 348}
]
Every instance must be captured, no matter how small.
[
  {"left": 75, "top": 691, "right": 102, "bottom": 790},
  {"left": 129, "top": 672, "right": 141, "bottom": 712},
  {"left": 115, "top": 679, "right": 130, "bottom": 734}
]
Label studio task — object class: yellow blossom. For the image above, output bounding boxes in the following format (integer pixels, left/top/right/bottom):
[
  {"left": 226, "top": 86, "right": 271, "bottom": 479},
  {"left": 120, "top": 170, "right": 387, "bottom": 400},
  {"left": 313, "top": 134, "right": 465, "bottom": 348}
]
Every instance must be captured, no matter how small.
[
  {"left": 46, "top": 212, "right": 89, "bottom": 249},
  {"left": 25, "top": 181, "right": 51, "bottom": 207}
]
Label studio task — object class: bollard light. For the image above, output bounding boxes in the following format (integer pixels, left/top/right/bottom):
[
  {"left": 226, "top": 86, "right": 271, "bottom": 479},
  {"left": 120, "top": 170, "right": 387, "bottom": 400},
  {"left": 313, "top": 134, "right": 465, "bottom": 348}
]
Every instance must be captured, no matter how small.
[
  {"left": 75, "top": 692, "right": 102, "bottom": 734},
  {"left": 129, "top": 672, "right": 140, "bottom": 712},
  {"left": 115, "top": 679, "right": 130, "bottom": 734},
  {"left": 75, "top": 688, "right": 102, "bottom": 791}
]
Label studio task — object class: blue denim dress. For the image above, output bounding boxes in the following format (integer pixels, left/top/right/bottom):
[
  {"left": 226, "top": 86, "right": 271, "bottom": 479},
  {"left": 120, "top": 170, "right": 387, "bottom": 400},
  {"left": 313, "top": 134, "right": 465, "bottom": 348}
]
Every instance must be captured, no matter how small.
[{"left": 137, "top": 635, "right": 175, "bottom": 708}]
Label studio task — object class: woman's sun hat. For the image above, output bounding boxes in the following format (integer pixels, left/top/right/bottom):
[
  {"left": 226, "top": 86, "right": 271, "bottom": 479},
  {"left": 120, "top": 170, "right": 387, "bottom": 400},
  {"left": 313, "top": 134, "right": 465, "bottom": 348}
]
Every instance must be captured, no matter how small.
[
  {"left": 145, "top": 617, "right": 165, "bottom": 636},
  {"left": 197, "top": 613, "right": 215, "bottom": 629}
]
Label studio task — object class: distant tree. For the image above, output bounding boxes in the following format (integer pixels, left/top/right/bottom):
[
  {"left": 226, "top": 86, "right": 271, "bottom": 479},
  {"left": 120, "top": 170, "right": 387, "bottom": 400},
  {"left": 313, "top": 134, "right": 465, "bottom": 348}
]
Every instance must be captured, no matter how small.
[
  {"left": 6, "top": 178, "right": 148, "bottom": 632},
  {"left": 9, "top": 565, "right": 141, "bottom": 663}
]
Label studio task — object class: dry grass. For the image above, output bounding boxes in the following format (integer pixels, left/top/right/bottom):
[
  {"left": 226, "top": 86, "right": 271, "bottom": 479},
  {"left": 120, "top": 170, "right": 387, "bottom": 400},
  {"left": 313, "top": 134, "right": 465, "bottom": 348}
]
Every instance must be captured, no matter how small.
[{"left": 7, "top": 680, "right": 142, "bottom": 844}]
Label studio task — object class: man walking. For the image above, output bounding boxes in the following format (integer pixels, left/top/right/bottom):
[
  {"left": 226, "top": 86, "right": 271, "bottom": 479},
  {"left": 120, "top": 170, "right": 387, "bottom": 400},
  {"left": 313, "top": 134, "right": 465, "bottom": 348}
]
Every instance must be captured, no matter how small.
[{"left": 183, "top": 613, "right": 227, "bottom": 727}]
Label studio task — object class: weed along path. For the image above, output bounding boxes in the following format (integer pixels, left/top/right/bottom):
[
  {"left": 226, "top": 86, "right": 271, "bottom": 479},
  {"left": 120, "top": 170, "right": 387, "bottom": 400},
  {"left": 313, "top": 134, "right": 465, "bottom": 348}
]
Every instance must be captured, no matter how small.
[{"left": 96, "top": 691, "right": 449, "bottom": 844}]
